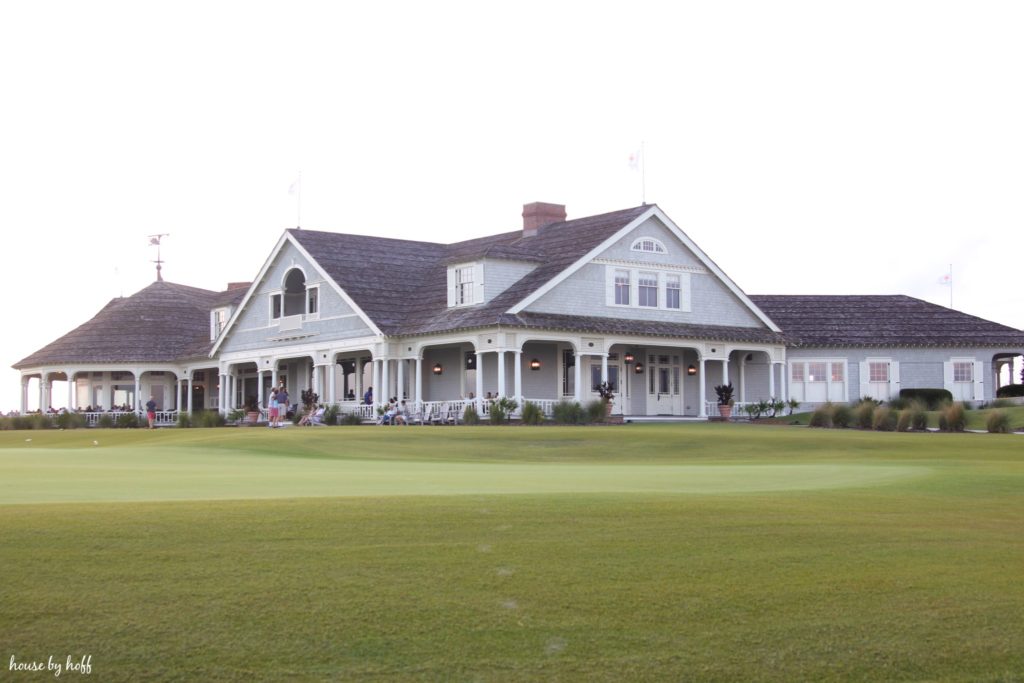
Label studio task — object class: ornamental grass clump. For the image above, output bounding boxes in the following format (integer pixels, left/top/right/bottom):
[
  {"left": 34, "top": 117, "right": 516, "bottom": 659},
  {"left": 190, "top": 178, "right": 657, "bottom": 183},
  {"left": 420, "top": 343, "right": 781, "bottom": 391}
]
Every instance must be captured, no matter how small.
[
  {"left": 896, "top": 410, "right": 913, "bottom": 432},
  {"left": 462, "top": 404, "right": 480, "bottom": 425},
  {"left": 872, "top": 407, "right": 897, "bottom": 432},
  {"left": 338, "top": 412, "right": 364, "bottom": 426},
  {"left": 808, "top": 404, "right": 833, "bottom": 428},
  {"left": 831, "top": 404, "right": 853, "bottom": 428},
  {"left": 987, "top": 410, "right": 1012, "bottom": 434},
  {"left": 938, "top": 403, "right": 966, "bottom": 432},
  {"left": 909, "top": 400, "right": 930, "bottom": 431},
  {"left": 854, "top": 401, "right": 876, "bottom": 430},
  {"left": 520, "top": 401, "right": 544, "bottom": 425},
  {"left": 552, "top": 400, "right": 585, "bottom": 425}
]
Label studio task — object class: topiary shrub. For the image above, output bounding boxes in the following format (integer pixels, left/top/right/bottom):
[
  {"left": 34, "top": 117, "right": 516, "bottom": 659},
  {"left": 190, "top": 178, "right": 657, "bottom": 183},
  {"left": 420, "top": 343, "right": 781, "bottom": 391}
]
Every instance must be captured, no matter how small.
[
  {"left": 115, "top": 413, "right": 140, "bottom": 429},
  {"left": 831, "top": 404, "right": 853, "bottom": 429},
  {"left": 899, "top": 388, "right": 954, "bottom": 410},
  {"left": 808, "top": 405, "right": 833, "bottom": 428},
  {"left": 462, "top": 404, "right": 480, "bottom": 425},
  {"left": 987, "top": 410, "right": 1012, "bottom": 434},
  {"left": 996, "top": 384, "right": 1024, "bottom": 398},
  {"left": 872, "top": 407, "right": 897, "bottom": 431},
  {"left": 552, "top": 400, "right": 584, "bottom": 425},
  {"left": 520, "top": 401, "right": 544, "bottom": 425}
]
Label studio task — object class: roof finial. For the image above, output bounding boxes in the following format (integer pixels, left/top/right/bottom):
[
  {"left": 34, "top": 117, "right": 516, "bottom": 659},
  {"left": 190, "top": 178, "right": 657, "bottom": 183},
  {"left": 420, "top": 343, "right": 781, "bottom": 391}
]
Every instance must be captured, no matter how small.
[{"left": 148, "top": 233, "right": 169, "bottom": 282}]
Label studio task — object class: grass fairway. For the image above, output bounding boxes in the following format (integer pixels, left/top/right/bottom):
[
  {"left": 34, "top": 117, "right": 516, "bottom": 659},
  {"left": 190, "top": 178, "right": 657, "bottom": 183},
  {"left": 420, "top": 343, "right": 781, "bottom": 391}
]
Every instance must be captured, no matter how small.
[{"left": 2, "top": 425, "right": 1023, "bottom": 681}]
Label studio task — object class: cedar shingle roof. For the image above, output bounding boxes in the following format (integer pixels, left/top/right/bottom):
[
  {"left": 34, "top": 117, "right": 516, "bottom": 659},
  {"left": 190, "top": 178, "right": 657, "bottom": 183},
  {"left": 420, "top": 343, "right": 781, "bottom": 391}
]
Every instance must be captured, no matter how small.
[
  {"left": 749, "top": 295, "right": 1024, "bottom": 348},
  {"left": 289, "top": 205, "right": 653, "bottom": 335},
  {"left": 12, "top": 281, "right": 240, "bottom": 369}
]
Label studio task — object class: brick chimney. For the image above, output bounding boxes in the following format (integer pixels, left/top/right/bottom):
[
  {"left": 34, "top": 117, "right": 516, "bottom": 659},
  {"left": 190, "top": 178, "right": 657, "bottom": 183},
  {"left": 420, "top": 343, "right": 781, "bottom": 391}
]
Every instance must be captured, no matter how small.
[
  {"left": 227, "top": 282, "right": 251, "bottom": 291},
  {"left": 522, "top": 202, "right": 567, "bottom": 237}
]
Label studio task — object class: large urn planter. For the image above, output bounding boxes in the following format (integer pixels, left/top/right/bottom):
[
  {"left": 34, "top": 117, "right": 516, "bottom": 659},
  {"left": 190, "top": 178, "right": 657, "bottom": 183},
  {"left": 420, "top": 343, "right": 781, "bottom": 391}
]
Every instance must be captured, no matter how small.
[{"left": 718, "top": 404, "right": 732, "bottom": 420}]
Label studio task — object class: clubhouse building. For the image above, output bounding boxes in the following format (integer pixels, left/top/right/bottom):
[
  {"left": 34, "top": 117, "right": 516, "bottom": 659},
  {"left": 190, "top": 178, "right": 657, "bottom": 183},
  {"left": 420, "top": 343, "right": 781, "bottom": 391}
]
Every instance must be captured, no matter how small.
[{"left": 13, "top": 203, "right": 1024, "bottom": 422}]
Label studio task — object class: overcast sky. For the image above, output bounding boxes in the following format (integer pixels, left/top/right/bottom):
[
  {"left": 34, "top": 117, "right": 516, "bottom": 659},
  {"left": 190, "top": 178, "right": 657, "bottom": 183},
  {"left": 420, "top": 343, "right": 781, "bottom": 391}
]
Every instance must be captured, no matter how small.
[{"left": 2, "top": 1, "right": 1022, "bottom": 410}]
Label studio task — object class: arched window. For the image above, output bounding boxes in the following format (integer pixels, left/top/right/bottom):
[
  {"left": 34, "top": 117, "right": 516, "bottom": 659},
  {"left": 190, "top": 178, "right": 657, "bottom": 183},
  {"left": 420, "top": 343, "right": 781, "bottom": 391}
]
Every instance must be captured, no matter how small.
[
  {"left": 283, "top": 269, "right": 306, "bottom": 316},
  {"left": 630, "top": 237, "right": 667, "bottom": 254}
]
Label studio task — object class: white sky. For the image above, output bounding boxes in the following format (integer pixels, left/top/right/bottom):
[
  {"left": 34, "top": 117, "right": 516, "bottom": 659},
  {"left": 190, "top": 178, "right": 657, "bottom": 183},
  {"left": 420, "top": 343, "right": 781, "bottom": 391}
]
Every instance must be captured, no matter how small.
[{"left": 2, "top": 1, "right": 1022, "bottom": 411}]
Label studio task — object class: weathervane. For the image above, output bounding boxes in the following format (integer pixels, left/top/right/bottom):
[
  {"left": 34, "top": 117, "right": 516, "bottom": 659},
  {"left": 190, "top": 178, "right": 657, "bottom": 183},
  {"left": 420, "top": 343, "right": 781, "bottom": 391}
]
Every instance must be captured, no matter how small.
[{"left": 148, "top": 233, "right": 169, "bottom": 281}]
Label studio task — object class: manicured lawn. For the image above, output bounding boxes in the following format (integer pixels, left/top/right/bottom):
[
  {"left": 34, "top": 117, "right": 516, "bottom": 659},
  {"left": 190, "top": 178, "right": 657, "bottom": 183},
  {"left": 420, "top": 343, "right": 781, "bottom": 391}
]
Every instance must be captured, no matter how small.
[{"left": 2, "top": 424, "right": 1023, "bottom": 681}]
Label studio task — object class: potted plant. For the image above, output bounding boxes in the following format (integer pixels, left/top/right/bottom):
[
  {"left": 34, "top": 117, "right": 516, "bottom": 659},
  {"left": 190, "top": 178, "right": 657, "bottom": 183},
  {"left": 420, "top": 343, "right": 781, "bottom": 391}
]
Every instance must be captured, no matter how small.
[
  {"left": 714, "top": 382, "right": 735, "bottom": 419},
  {"left": 245, "top": 396, "right": 261, "bottom": 424},
  {"left": 596, "top": 381, "right": 615, "bottom": 420}
]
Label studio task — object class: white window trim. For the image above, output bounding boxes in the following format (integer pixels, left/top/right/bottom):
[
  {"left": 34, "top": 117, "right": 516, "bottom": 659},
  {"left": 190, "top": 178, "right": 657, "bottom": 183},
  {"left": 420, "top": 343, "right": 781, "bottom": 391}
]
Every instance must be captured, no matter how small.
[
  {"left": 605, "top": 266, "right": 691, "bottom": 312},
  {"left": 448, "top": 262, "right": 484, "bottom": 308},
  {"left": 790, "top": 358, "right": 849, "bottom": 402},
  {"left": 268, "top": 291, "right": 283, "bottom": 323},
  {"left": 305, "top": 284, "right": 321, "bottom": 321}
]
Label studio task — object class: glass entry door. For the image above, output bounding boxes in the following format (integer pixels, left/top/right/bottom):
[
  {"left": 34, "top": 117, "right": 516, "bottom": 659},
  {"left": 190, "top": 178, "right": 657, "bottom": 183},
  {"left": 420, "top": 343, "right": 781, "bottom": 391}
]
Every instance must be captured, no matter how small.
[{"left": 646, "top": 353, "right": 682, "bottom": 415}]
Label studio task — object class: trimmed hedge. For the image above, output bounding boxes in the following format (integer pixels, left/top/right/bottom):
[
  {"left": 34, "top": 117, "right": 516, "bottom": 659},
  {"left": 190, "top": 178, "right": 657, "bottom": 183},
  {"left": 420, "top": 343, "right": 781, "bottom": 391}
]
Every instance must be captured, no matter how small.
[
  {"left": 996, "top": 384, "right": 1024, "bottom": 398},
  {"left": 899, "top": 388, "right": 953, "bottom": 410}
]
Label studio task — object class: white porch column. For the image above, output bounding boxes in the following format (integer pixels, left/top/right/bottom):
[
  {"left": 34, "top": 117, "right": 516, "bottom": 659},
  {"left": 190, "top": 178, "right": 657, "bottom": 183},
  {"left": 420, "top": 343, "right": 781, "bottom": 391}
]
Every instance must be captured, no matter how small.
[
  {"left": 134, "top": 372, "right": 142, "bottom": 411},
  {"left": 217, "top": 372, "right": 225, "bottom": 414},
  {"left": 739, "top": 356, "right": 747, "bottom": 402},
  {"left": 573, "top": 354, "right": 582, "bottom": 403},
  {"left": 513, "top": 350, "right": 522, "bottom": 406},
  {"left": 21, "top": 376, "right": 29, "bottom": 413},
  {"left": 497, "top": 350, "right": 507, "bottom": 398},
  {"left": 328, "top": 362, "right": 337, "bottom": 404},
  {"left": 415, "top": 357, "right": 423, "bottom": 406},
  {"left": 257, "top": 371, "right": 265, "bottom": 408},
  {"left": 475, "top": 352, "right": 484, "bottom": 410},
  {"left": 187, "top": 375, "right": 194, "bottom": 413},
  {"left": 779, "top": 361, "right": 787, "bottom": 401},
  {"left": 698, "top": 358, "right": 707, "bottom": 418},
  {"left": 381, "top": 358, "right": 390, "bottom": 403},
  {"left": 372, "top": 359, "right": 381, "bottom": 407},
  {"left": 722, "top": 358, "right": 729, "bottom": 387},
  {"left": 601, "top": 353, "right": 609, "bottom": 384},
  {"left": 398, "top": 358, "right": 406, "bottom": 400},
  {"left": 66, "top": 371, "right": 75, "bottom": 411},
  {"left": 40, "top": 373, "right": 51, "bottom": 412},
  {"left": 768, "top": 362, "right": 776, "bottom": 398},
  {"left": 356, "top": 357, "right": 364, "bottom": 400}
]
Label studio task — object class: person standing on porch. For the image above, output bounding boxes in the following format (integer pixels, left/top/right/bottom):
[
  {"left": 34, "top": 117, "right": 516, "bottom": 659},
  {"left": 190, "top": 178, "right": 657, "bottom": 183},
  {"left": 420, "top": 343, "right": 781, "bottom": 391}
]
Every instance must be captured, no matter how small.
[
  {"left": 277, "top": 385, "right": 290, "bottom": 423},
  {"left": 145, "top": 396, "right": 157, "bottom": 429},
  {"left": 268, "top": 387, "right": 279, "bottom": 428}
]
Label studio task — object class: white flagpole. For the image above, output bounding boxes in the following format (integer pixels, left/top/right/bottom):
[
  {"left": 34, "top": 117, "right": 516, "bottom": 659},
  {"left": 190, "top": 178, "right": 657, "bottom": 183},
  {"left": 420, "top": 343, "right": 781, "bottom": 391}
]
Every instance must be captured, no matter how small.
[
  {"left": 296, "top": 171, "right": 302, "bottom": 229},
  {"left": 640, "top": 141, "right": 646, "bottom": 205},
  {"left": 948, "top": 263, "right": 952, "bottom": 309}
]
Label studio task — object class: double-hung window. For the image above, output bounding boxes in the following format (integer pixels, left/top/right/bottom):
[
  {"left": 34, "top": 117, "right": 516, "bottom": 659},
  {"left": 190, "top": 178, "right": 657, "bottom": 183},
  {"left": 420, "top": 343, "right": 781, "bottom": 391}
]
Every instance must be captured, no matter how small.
[
  {"left": 456, "top": 266, "right": 474, "bottom": 305},
  {"left": 638, "top": 272, "right": 658, "bottom": 307},
  {"left": 665, "top": 275, "right": 681, "bottom": 309},
  {"left": 869, "top": 362, "right": 889, "bottom": 383},
  {"left": 614, "top": 270, "right": 630, "bottom": 305}
]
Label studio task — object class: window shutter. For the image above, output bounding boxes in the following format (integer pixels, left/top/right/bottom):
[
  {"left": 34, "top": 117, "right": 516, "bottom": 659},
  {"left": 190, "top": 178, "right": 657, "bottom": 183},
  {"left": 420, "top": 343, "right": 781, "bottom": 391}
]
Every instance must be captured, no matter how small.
[
  {"left": 973, "top": 360, "right": 984, "bottom": 401},
  {"left": 473, "top": 263, "right": 485, "bottom": 304},
  {"left": 942, "top": 361, "right": 953, "bottom": 394},
  {"left": 605, "top": 266, "right": 614, "bottom": 306},
  {"left": 858, "top": 361, "right": 869, "bottom": 399},
  {"left": 446, "top": 268, "right": 456, "bottom": 307},
  {"left": 889, "top": 361, "right": 900, "bottom": 396}
]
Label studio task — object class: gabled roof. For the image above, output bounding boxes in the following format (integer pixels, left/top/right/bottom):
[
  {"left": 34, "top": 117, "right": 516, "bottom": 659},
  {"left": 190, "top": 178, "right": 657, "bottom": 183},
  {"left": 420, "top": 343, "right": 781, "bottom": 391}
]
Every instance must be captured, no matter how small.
[
  {"left": 13, "top": 281, "right": 242, "bottom": 369},
  {"left": 749, "top": 295, "right": 1024, "bottom": 348},
  {"left": 288, "top": 205, "right": 655, "bottom": 336}
]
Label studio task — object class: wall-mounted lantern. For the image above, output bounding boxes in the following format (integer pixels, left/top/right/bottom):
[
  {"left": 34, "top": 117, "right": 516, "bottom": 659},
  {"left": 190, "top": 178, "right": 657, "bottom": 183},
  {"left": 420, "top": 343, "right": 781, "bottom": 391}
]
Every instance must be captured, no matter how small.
[
  {"left": 432, "top": 363, "right": 443, "bottom": 375},
  {"left": 687, "top": 364, "right": 698, "bottom": 376},
  {"left": 529, "top": 358, "right": 541, "bottom": 371}
]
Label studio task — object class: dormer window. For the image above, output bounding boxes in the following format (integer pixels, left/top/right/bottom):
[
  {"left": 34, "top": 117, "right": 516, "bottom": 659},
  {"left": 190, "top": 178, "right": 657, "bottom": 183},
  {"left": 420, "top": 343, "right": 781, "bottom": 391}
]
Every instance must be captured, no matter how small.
[
  {"left": 210, "top": 307, "right": 229, "bottom": 340},
  {"left": 447, "top": 262, "right": 484, "bottom": 307},
  {"left": 631, "top": 237, "right": 667, "bottom": 254}
]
